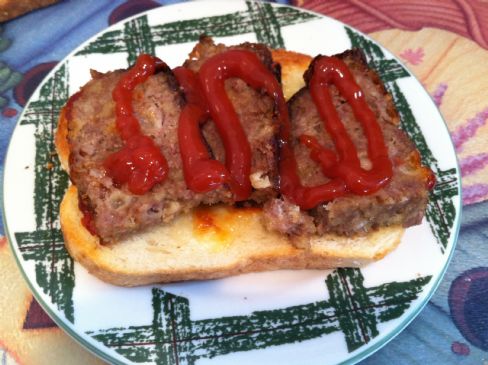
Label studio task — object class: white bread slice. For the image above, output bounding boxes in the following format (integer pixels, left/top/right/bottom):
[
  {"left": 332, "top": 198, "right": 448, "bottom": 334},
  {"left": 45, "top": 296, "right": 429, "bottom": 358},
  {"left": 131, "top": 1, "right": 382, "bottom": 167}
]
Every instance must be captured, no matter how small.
[
  {"left": 60, "top": 185, "right": 403, "bottom": 286},
  {"left": 56, "top": 47, "right": 404, "bottom": 286},
  {"left": 271, "top": 48, "right": 311, "bottom": 100}
]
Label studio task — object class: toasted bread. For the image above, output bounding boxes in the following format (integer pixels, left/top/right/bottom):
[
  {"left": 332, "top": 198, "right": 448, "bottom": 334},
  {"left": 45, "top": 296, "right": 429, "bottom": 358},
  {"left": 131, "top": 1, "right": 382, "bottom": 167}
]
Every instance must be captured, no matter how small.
[
  {"left": 56, "top": 47, "right": 405, "bottom": 286},
  {"left": 60, "top": 185, "right": 403, "bottom": 286}
]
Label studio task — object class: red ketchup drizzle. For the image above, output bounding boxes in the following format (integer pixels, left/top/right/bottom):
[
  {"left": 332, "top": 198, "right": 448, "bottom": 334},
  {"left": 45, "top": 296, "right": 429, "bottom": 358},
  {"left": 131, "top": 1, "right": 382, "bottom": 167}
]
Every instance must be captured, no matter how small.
[
  {"left": 71, "top": 50, "right": 433, "bottom": 234},
  {"left": 410, "top": 150, "right": 436, "bottom": 190},
  {"left": 304, "top": 56, "right": 393, "bottom": 195},
  {"left": 78, "top": 199, "right": 97, "bottom": 236},
  {"left": 197, "top": 50, "right": 277, "bottom": 201},
  {"left": 425, "top": 169, "right": 436, "bottom": 190},
  {"left": 173, "top": 66, "right": 232, "bottom": 193},
  {"left": 278, "top": 56, "right": 397, "bottom": 210},
  {"left": 184, "top": 50, "right": 358, "bottom": 209},
  {"left": 104, "top": 54, "right": 169, "bottom": 195}
]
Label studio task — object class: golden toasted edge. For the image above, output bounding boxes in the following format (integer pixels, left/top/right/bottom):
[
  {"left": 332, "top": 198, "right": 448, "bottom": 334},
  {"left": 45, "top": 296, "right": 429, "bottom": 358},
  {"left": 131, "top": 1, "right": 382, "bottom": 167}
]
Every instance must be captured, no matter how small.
[{"left": 271, "top": 48, "right": 312, "bottom": 100}]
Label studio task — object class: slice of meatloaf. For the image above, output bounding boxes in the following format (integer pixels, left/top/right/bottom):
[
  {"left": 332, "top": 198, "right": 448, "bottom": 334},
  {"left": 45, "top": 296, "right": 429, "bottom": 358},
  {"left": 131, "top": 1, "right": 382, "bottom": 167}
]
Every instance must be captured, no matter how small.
[
  {"left": 184, "top": 36, "right": 279, "bottom": 204},
  {"left": 67, "top": 67, "right": 232, "bottom": 242},
  {"left": 264, "top": 49, "right": 431, "bottom": 236}
]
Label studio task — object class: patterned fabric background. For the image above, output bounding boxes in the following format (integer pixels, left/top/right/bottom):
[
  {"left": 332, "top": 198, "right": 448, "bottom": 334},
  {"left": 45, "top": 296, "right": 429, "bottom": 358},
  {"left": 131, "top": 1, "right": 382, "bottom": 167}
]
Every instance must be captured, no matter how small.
[{"left": 0, "top": 0, "right": 487, "bottom": 364}]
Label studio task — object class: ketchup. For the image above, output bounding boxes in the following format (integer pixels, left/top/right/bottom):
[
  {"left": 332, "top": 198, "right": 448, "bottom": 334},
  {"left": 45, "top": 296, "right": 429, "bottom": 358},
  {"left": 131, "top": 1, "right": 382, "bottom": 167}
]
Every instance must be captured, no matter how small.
[
  {"left": 425, "top": 169, "right": 436, "bottom": 190},
  {"left": 176, "top": 50, "right": 287, "bottom": 201},
  {"left": 173, "top": 66, "right": 232, "bottom": 193},
  {"left": 85, "top": 50, "right": 429, "bottom": 219},
  {"left": 78, "top": 199, "right": 97, "bottom": 235},
  {"left": 175, "top": 50, "right": 390, "bottom": 209},
  {"left": 197, "top": 50, "right": 265, "bottom": 201},
  {"left": 305, "top": 56, "right": 392, "bottom": 195},
  {"left": 409, "top": 150, "right": 436, "bottom": 190},
  {"left": 278, "top": 56, "right": 396, "bottom": 209},
  {"left": 104, "top": 54, "right": 169, "bottom": 195}
]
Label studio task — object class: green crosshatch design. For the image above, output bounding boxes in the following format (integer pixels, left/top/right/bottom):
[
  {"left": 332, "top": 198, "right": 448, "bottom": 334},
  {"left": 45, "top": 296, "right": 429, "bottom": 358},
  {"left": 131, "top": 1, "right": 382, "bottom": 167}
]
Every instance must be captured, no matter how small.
[
  {"left": 368, "top": 59, "right": 409, "bottom": 83},
  {"left": 14, "top": 63, "right": 74, "bottom": 322},
  {"left": 76, "top": 2, "right": 317, "bottom": 64},
  {"left": 124, "top": 15, "right": 156, "bottom": 65},
  {"left": 346, "top": 27, "right": 459, "bottom": 252},
  {"left": 88, "top": 269, "right": 431, "bottom": 363},
  {"left": 246, "top": 1, "right": 285, "bottom": 48}
]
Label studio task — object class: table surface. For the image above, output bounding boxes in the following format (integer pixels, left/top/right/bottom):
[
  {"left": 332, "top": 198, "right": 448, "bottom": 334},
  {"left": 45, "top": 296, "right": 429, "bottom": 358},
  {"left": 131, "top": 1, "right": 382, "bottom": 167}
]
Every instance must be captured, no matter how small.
[{"left": 0, "top": 1, "right": 487, "bottom": 364}]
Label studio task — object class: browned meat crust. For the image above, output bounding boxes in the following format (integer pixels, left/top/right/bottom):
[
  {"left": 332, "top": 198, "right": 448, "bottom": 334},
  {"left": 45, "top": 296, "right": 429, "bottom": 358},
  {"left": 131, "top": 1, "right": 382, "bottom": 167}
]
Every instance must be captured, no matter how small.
[{"left": 263, "top": 49, "right": 430, "bottom": 236}]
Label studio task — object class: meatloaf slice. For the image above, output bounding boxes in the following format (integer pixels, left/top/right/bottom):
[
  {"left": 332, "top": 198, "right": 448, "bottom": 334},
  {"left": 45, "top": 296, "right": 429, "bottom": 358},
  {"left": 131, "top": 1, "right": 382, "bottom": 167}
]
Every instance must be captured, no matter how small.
[
  {"left": 184, "top": 36, "right": 279, "bottom": 204},
  {"left": 67, "top": 66, "right": 232, "bottom": 242},
  {"left": 264, "top": 49, "right": 431, "bottom": 236}
]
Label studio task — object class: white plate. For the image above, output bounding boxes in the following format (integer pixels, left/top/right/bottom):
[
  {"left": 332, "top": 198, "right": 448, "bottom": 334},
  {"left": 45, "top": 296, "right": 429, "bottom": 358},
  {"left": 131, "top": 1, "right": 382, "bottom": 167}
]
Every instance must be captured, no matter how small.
[{"left": 2, "top": 1, "right": 461, "bottom": 364}]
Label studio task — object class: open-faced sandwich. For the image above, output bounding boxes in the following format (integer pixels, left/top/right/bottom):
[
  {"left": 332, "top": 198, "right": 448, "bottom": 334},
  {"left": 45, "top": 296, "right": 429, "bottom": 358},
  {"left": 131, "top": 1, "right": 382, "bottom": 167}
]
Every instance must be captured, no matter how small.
[{"left": 55, "top": 36, "right": 435, "bottom": 286}]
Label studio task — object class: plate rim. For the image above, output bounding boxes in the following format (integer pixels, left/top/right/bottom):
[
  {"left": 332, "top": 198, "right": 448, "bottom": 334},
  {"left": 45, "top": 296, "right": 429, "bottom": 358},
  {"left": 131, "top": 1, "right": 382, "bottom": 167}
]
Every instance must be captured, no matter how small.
[{"left": 1, "top": 1, "right": 463, "bottom": 364}]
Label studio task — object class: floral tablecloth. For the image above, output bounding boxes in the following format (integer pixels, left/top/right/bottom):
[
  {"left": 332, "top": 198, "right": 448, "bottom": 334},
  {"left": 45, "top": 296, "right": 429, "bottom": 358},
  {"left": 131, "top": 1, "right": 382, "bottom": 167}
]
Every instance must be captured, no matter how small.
[{"left": 1, "top": 0, "right": 487, "bottom": 364}]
